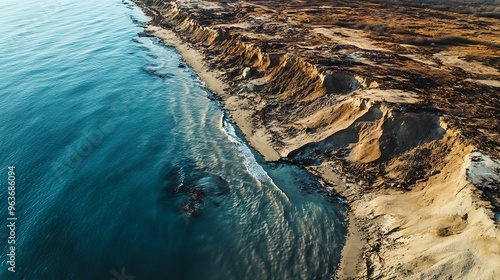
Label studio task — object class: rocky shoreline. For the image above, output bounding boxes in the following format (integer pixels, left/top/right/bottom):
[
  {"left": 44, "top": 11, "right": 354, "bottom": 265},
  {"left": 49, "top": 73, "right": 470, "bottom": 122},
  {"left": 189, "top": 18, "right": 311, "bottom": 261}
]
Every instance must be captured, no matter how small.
[{"left": 131, "top": 0, "right": 500, "bottom": 278}]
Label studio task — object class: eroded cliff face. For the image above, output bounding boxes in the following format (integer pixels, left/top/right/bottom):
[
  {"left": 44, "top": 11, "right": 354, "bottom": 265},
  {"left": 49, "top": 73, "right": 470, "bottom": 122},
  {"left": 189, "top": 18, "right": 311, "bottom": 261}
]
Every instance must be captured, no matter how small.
[{"left": 132, "top": 0, "right": 500, "bottom": 278}]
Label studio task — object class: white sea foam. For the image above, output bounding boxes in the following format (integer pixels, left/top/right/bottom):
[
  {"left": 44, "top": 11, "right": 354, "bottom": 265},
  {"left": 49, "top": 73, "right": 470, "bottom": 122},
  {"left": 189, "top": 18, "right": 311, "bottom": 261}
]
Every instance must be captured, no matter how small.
[
  {"left": 178, "top": 165, "right": 186, "bottom": 188},
  {"left": 221, "top": 115, "right": 289, "bottom": 201}
]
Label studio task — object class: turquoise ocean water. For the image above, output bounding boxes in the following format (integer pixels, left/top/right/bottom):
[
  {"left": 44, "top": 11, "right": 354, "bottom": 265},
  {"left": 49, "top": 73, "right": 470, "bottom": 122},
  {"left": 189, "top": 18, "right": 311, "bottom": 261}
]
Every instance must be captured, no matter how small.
[{"left": 0, "top": 0, "right": 346, "bottom": 279}]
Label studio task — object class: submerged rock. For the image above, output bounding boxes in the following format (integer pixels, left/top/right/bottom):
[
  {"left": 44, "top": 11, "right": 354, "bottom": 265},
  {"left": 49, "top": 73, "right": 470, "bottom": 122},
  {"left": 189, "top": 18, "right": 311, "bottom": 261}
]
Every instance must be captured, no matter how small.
[{"left": 161, "top": 165, "right": 231, "bottom": 217}]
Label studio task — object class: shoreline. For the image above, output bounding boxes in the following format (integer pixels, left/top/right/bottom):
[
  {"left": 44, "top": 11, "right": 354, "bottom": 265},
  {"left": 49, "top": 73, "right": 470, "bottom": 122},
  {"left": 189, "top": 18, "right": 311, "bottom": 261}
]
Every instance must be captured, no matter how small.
[
  {"left": 132, "top": 0, "right": 500, "bottom": 279},
  {"left": 140, "top": 12, "right": 361, "bottom": 280},
  {"left": 143, "top": 15, "right": 364, "bottom": 280},
  {"left": 145, "top": 25, "right": 281, "bottom": 162},
  {"left": 336, "top": 212, "right": 365, "bottom": 279}
]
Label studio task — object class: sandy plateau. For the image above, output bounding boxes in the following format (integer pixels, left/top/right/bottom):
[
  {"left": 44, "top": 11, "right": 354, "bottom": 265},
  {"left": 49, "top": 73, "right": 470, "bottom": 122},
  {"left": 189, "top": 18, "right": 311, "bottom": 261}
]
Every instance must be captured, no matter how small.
[{"left": 132, "top": 0, "right": 500, "bottom": 279}]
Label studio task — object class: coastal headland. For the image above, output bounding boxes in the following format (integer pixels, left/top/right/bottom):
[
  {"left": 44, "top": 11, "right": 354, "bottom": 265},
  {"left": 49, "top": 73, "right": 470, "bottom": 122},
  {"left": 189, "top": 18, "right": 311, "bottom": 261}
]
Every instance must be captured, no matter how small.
[{"left": 132, "top": 0, "right": 500, "bottom": 278}]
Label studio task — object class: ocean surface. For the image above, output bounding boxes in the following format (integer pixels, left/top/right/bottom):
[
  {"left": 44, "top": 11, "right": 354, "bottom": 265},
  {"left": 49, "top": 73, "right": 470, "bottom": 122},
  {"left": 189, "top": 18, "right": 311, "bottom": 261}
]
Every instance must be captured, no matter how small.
[{"left": 0, "top": 0, "right": 346, "bottom": 279}]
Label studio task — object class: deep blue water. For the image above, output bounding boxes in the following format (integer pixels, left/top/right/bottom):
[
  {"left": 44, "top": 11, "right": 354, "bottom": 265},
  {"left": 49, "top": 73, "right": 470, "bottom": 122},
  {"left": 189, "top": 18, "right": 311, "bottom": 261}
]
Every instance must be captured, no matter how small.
[{"left": 0, "top": 0, "right": 346, "bottom": 279}]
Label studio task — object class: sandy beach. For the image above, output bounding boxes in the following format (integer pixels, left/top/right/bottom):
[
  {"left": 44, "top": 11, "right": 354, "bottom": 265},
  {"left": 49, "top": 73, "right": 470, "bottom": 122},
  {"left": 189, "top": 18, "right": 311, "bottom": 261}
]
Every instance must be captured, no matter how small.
[
  {"left": 133, "top": 0, "right": 500, "bottom": 278},
  {"left": 142, "top": 25, "right": 281, "bottom": 161}
]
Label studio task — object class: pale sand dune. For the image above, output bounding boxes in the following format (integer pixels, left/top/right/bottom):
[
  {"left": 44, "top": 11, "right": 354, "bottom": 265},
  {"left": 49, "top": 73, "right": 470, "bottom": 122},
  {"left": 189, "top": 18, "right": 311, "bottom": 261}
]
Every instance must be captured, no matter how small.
[
  {"left": 435, "top": 51, "right": 500, "bottom": 76},
  {"left": 466, "top": 78, "right": 500, "bottom": 88},
  {"left": 358, "top": 89, "right": 420, "bottom": 104},
  {"left": 313, "top": 27, "right": 388, "bottom": 52},
  {"left": 316, "top": 131, "right": 500, "bottom": 279}
]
